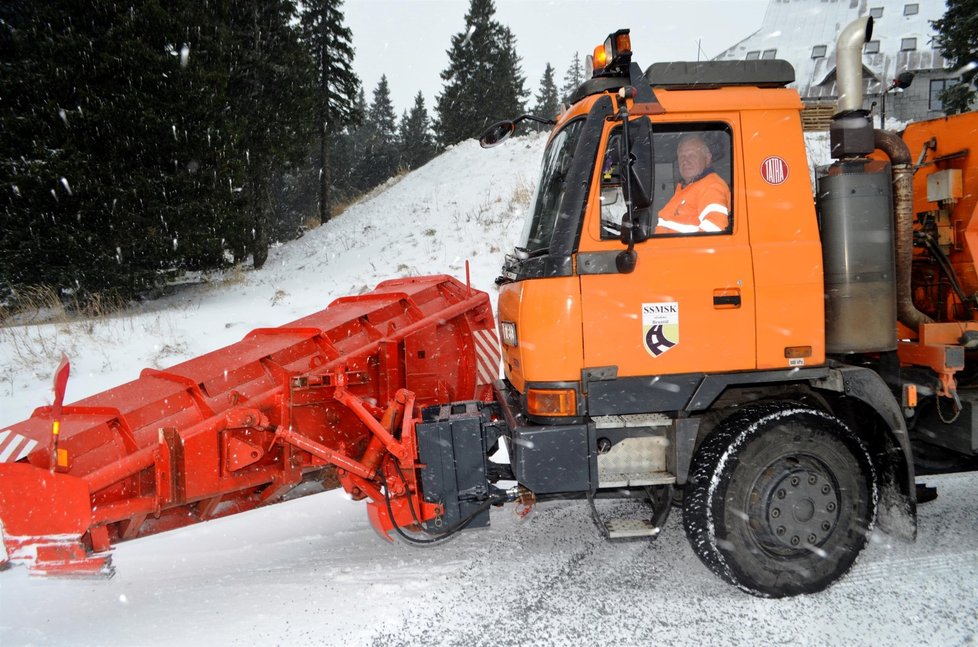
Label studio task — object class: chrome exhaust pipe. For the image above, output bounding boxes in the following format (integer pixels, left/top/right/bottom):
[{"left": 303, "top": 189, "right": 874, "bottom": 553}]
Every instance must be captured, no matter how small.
[
  {"left": 830, "top": 16, "right": 875, "bottom": 159},
  {"left": 835, "top": 16, "right": 874, "bottom": 115}
]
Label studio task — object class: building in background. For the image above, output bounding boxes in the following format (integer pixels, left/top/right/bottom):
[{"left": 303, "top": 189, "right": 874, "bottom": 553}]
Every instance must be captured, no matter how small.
[{"left": 714, "top": 0, "right": 967, "bottom": 129}]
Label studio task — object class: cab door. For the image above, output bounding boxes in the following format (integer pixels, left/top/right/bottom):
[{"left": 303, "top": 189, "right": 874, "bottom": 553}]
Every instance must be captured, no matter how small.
[{"left": 577, "top": 117, "right": 756, "bottom": 389}]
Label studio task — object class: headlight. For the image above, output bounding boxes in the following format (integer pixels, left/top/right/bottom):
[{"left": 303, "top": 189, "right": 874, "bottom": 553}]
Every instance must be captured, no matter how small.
[{"left": 500, "top": 321, "right": 518, "bottom": 347}]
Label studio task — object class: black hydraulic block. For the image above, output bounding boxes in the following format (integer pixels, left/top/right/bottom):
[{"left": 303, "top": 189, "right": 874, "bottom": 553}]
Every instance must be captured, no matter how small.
[{"left": 416, "top": 401, "right": 495, "bottom": 531}]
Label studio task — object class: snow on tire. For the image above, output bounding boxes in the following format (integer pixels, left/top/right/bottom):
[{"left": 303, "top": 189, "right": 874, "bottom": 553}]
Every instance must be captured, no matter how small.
[{"left": 682, "top": 402, "right": 877, "bottom": 597}]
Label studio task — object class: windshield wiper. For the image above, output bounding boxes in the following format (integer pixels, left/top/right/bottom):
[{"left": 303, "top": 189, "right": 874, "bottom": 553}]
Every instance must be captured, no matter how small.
[
  {"left": 520, "top": 246, "right": 550, "bottom": 259},
  {"left": 495, "top": 247, "right": 548, "bottom": 285}
]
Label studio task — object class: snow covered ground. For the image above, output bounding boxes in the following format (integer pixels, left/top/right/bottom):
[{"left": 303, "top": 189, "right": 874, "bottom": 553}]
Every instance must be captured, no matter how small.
[
  {"left": 1, "top": 132, "right": 977, "bottom": 645},
  {"left": 1, "top": 475, "right": 976, "bottom": 646}
]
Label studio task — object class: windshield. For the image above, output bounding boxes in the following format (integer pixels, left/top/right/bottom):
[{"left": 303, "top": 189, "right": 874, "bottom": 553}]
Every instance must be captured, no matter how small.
[{"left": 519, "top": 119, "right": 585, "bottom": 253}]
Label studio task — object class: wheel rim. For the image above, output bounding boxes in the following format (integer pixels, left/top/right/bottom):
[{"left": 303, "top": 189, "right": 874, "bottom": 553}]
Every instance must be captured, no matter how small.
[{"left": 748, "top": 456, "right": 841, "bottom": 555}]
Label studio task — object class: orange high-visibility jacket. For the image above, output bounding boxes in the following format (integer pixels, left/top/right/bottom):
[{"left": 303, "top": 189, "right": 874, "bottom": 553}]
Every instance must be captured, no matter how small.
[{"left": 656, "top": 172, "right": 730, "bottom": 234}]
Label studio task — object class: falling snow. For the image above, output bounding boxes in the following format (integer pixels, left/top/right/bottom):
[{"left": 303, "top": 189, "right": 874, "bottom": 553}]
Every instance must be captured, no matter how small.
[{"left": 0, "top": 133, "right": 975, "bottom": 645}]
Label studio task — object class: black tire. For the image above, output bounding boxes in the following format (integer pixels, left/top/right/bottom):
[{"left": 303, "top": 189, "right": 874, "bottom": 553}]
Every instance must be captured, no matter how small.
[{"left": 683, "top": 402, "right": 877, "bottom": 597}]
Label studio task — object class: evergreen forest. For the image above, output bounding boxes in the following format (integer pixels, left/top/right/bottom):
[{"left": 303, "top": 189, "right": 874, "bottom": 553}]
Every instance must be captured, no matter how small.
[{"left": 0, "top": 0, "right": 575, "bottom": 305}]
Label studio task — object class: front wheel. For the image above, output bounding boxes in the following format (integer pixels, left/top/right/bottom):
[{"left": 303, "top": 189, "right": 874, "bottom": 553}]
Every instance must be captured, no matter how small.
[{"left": 683, "top": 403, "right": 877, "bottom": 597}]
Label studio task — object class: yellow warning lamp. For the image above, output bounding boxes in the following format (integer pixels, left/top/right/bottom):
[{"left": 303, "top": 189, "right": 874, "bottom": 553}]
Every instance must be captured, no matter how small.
[
  {"left": 591, "top": 44, "right": 607, "bottom": 73},
  {"left": 591, "top": 29, "right": 632, "bottom": 77}
]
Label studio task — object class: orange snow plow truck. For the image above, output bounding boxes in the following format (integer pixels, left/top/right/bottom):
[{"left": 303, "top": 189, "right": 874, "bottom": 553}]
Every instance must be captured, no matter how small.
[{"left": 1, "top": 18, "right": 976, "bottom": 597}]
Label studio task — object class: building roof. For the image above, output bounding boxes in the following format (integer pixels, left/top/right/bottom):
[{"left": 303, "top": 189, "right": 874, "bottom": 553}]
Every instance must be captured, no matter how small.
[{"left": 714, "top": 0, "right": 948, "bottom": 102}]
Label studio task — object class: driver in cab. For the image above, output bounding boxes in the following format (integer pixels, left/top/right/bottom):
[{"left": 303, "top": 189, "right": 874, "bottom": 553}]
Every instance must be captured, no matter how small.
[{"left": 656, "top": 134, "right": 730, "bottom": 235}]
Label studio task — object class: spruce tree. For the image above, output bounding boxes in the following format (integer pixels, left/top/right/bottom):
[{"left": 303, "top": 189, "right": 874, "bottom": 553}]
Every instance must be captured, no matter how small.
[
  {"left": 300, "top": 0, "right": 360, "bottom": 224},
  {"left": 328, "top": 126, "right": 359, "bottom": 207},
  {"left": 369, "top": 76, "right": 398, "bottom": 142},
  {"left": 560, "top": 51, "right": 584, "bottom": 100},
  {"left": 434, "top": 0, "right": 527, "bottom": 147},
  {"left": 348, "top": 86, "right": 370, "bottom": 188},
  {"left": 352, "top": 76, "right": 400, "bottom": 191},
  {"left": 226, "top": 0, "right": 317, "bottom": 269},
  {"left": 399, "top": 92, "right": 436, "bottom": 170},
  {"left": 532, "top": 63, "right": 560, "bottom": 129},
  {"left": 0, "top": 1, "right": 238, "bottom": 298},
  {"left": 491, "top": 29, "right": 528, "bottom": 125},
  {"left": 0, "top": 1, "right": 320, "bottom": 299},
  {"left": 932, "top": 0, "right": 978, "bottom": 114}
]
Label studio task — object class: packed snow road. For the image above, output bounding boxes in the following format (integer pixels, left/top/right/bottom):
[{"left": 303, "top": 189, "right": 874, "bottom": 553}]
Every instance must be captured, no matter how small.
[{"left": 1, "top": 472, "right": 975, "bottom": 646}]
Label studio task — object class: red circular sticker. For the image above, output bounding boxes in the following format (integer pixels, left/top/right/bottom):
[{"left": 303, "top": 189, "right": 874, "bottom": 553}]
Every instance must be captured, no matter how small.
[{"left": 761, "top": 156, "right": 789, "bottom": 185}]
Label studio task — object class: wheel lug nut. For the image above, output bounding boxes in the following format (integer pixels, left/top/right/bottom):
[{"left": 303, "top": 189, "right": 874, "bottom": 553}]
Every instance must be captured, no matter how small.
[
  {"left": 809, "top": 474, "right": 817, "bottom": 485},
  {"left": 777, "top": 526, "right": 786, "bottom": 536},
  {"left": 808, "top": 534, "right": 817, "bottom": 544},
  {"left": 771, "top": 508, "right": 781, "bottom": 518},
  {"left": 790, "top": 535, "right": 800, "bottom": 546},
  {"left": 790, "top": 476, "right": 800, "bottom": 486},
  {"left": 826, "top": 502, "right": 837, "bottom": 512},
  {"left": 822, "top": 521, "right": 831, "bottom": 531},
  {"left": 777, "top": 489, "right": 786, "bottom": 499},
  {"left": 821, "top": 485, "right": 831, "bottom": 495}
]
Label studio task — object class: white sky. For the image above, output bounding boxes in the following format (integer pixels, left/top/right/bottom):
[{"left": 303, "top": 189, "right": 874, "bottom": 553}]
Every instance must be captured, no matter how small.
[{"left": 345, "top": 0, "right": 769, "bottom": 114}]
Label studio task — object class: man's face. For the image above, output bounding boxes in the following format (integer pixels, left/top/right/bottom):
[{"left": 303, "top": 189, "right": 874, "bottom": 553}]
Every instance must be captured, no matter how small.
[{"left": 677, "top": 139, "right": 711, "bottom": 183}]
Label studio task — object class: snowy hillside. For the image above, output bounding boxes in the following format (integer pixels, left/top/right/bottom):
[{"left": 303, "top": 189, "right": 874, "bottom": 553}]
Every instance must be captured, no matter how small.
[
  {"left": 0, "top": 134, "right": 546, "bottom": 425},
  {"left": 1, "top": 132, "right": 977, "bottom": 646}
]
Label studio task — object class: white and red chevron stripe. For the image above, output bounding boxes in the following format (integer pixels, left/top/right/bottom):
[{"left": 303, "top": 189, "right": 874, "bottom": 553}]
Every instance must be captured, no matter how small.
[
  {"left": 472, "top": 328, "right": 501, "bottom": 386},
  {"left": 0, "top": 429, "right": 40, "bottom": 463}
]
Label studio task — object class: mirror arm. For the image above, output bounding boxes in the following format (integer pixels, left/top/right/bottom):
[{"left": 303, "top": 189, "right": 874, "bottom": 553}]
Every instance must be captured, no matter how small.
[
  {"left": 616, "top": 89, "right": 639, "bottom": 274},
  {"left": 480, "top": 114, "right": 556, "bottom": 148},
  {"left": 513, "top": 113, "right": 557, "bottom": 127}
]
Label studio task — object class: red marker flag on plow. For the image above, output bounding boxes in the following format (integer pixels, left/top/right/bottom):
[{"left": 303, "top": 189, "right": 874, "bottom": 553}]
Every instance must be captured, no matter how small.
[{"left": 50, "top": 353, "right": 70, "bottom": 472}]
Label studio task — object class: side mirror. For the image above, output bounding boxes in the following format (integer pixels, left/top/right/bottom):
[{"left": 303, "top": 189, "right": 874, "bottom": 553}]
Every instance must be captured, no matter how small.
[
  {"left": 621, "top": 118, "right": 653, "bottom": 209},
  {"left": 619, "top": 214, "right": 648, "bottom": 246},
  {"left": 613, "top": 107, "right": 654, "bottom": 273},
  {"left": 479, "top": 121, "right": 516, "bottom": 148}
]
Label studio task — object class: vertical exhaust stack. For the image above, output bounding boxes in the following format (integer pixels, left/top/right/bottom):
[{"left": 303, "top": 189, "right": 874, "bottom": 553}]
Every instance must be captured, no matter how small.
[
  {"left": 819, "top": 16, "right": 933, "bottom": 354},
  {"left": 819, "top": 16, "right": 896, "bottom": 354},
  {"left": 830, "top": 16, "right": 874, "bottom": 159}
]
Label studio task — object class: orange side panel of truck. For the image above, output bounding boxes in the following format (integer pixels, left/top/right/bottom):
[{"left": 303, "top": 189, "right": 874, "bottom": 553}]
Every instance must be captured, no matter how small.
[
  {"left": 903, "top": 112, "right": 978, "bottom": 302},
  {"left": 736, "top": 97, "right": 825, "bottom": 368},
  {"left": 497, "top": 276, "right": 584, "bottom": 393}
]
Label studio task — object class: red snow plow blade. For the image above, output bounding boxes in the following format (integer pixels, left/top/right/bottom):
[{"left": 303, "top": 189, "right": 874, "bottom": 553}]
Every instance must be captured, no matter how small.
[{"left": 0, "top": 275, "right": 500, "bottom": 576}]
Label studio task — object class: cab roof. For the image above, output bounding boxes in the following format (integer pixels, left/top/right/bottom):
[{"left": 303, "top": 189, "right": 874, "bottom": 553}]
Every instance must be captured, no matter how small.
[
  {"left": 566, "top": 59, "right": 795, "bottom": 105},
  {"left": 644, "top": 60, "right": 794, "bottom": 89}
]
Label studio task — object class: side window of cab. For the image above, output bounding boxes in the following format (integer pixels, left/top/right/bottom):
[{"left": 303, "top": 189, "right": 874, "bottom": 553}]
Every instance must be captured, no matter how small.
[{"left": 599, "top": 122, "right": 734, "bottom": 240}]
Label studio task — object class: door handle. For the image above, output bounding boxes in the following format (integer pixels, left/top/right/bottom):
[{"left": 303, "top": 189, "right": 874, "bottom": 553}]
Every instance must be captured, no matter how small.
[{"left": 713, "top": 288, "right": 741, "bottom": 309}]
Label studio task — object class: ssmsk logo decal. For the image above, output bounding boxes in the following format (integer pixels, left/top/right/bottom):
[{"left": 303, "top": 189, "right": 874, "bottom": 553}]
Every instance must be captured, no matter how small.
[{"left": 642, "top": 302, "right": 679, "bottom": 357}]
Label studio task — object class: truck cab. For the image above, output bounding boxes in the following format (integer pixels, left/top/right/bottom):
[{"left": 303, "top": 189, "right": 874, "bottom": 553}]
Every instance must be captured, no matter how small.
[{"left": 497, "top": 53, "right": 825, "bottom": 421}]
